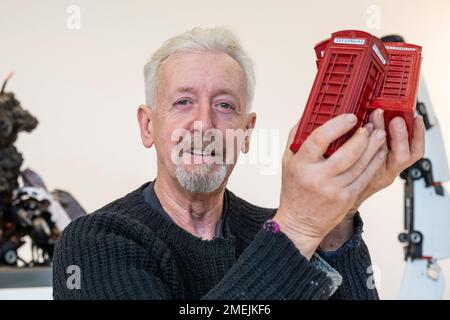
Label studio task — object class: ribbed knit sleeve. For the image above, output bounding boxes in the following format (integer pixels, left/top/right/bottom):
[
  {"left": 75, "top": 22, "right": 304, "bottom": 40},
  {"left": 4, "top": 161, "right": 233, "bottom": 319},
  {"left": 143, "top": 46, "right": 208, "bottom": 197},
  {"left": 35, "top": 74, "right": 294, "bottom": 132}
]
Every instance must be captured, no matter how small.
[
  {"left": 53, "top": 213, "right": 338, "bottom": 300},
  {"left": 203, "top": 228, "right": 337, "bottom": 300},
  {"left": 316, "top": 213, "right": 379, "bottom": 300}
]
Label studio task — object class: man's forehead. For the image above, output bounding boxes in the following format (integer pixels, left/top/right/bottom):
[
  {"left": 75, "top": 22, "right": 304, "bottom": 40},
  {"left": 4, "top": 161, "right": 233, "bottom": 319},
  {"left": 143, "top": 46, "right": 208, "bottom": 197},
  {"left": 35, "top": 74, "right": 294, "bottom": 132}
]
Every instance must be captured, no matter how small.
[
  {"left": 158, "top": 52, "right": 245, "bottom": 95},
  {"left": 162, "top": 51, "right": 238, "bottom": 68}
]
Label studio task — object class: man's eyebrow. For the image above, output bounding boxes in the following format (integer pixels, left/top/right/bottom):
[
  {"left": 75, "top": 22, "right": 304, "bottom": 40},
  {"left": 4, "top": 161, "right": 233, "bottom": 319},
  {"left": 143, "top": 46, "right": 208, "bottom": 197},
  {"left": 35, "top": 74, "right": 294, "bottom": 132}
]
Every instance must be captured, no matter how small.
[
  {"left": 213, "top": 88, "right": 239, "bottom": 98},
  {"left": 172, "top": 86, "right": 197, "bottom": 95},
  {"left": 176, "top": 87, "right": 196, "bottom": 92}
]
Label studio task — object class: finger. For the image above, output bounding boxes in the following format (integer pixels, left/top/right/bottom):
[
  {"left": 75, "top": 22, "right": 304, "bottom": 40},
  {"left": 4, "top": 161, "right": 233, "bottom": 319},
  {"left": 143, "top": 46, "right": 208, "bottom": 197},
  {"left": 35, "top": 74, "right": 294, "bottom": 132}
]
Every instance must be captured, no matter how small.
[
  {"left": 324, "top": 126, "right": 370, "bottom": 175},
  {"left": 370, "top": 108, "right": 385, "bottom": 131},
  {"left": 370, "top": 108, "right": 388, "bottom": 154},
  {"left": 335, "top": 129, "right": 386, "bottom": 186},
  {"left": 364, "top": 122, "right": 374, "bottom": 135},
  {"left": 346, "top": 148, "right": 387, "bottom": 195},
  {"left": 299, "top": 113, "right": 358, "bottom": 162},
  {"left": 387, "top": 117, "right": 411, "bottom": 172},
  {"left": 410, "top": 115, "right": 425, "bottom": 162}
]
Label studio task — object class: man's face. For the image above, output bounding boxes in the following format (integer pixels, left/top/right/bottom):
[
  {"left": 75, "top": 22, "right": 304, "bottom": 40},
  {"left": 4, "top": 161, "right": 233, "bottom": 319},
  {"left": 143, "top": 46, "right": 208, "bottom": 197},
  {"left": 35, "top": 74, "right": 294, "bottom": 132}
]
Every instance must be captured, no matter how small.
[{"left": 139, "top": 51, "right": 256, "bottom": 193}]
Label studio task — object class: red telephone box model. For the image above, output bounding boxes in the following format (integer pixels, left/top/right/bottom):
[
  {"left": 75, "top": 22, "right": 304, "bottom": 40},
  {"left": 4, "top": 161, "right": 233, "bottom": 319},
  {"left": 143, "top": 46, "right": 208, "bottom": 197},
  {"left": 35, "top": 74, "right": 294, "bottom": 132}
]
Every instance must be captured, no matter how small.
[
  {"left": 370, "top": 42, "right": 422, "bottom": 144},
  {"left": 290, "top": 30, "right": 421, "bottom": 157}
]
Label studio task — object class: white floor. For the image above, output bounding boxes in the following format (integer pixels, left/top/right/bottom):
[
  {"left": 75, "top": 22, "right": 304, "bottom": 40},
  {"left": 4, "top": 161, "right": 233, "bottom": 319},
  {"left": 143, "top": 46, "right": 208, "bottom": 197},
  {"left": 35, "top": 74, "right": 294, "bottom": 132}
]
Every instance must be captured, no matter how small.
[{"left": 0, "top": 287, "right": 53, "bottom": 300}]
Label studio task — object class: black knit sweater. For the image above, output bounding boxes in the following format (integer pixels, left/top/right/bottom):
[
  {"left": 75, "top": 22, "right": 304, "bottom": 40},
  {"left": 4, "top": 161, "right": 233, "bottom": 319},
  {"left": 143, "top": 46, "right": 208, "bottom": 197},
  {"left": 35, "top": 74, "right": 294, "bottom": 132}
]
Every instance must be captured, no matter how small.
[{"left": 52, "top": 181, "right": 378, "bottom": 300}]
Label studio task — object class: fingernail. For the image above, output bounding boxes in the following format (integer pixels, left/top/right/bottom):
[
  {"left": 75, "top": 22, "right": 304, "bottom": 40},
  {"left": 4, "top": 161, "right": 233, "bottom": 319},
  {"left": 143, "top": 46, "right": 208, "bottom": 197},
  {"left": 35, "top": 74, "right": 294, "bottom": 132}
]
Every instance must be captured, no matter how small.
[
  {"left": 395, "top": 118, "right": 405, "bottom": 130},
  {"left": 376, "top": 130, "right": 386, "bottom": 141},
  {"left": 347, "top": 114, "right": 357, "bottom": 123},
  {"left": 378, "top": 109, "right": 384, "bottom": 118},
  {"left": 364, "top": 123, "right": 374, "bottom": 134}
]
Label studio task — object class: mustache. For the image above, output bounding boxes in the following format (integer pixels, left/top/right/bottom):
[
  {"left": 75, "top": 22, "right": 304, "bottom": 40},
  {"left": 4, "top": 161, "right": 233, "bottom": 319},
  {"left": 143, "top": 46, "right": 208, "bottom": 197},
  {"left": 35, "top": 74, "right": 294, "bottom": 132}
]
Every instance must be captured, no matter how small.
[
  {"left": 187, "top": 143, "right": 223, "bottom": 156},
  {"left": 177, "top": 134, "right": 224, "bottom": 156}
]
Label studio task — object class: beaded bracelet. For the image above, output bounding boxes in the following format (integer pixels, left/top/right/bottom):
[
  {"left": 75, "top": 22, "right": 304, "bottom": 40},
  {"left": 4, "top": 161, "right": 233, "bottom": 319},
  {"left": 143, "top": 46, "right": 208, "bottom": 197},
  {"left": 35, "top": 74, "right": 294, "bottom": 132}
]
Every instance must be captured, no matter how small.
[{"left": 263, "top": 219, "right": 281, "bottom": 234}]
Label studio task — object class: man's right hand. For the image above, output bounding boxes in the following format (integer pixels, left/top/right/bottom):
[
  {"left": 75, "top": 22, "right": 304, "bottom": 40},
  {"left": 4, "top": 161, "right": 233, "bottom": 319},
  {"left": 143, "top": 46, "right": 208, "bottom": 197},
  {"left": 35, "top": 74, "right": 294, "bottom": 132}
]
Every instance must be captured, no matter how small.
[{"left": 273, "top": 113, "right": 387, "bottom": 260}]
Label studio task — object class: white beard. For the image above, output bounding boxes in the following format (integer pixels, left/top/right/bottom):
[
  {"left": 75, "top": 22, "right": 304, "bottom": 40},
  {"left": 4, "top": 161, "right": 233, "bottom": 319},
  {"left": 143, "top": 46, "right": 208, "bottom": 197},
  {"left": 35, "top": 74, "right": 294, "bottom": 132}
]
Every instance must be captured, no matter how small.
[{"left": 175, "top": 163, "right": 227, "bottom": 193}]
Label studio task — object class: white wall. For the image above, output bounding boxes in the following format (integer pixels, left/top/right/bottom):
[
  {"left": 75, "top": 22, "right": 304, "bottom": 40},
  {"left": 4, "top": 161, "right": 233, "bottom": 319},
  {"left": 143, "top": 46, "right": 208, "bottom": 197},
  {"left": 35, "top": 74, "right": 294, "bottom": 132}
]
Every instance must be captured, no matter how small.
[{"left": 1, "top": 0, "right": 449, "bottom": 299}]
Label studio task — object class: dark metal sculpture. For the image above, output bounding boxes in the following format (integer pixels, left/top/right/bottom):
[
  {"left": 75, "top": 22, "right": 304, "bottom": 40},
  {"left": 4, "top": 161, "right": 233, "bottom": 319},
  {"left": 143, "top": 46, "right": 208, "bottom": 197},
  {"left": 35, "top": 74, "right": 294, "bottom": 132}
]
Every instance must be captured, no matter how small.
[
  {"left": 0, "top": 73, "right": 85, "bottom": 266},
  {"left": 0, "top": 72, "right": 38, "bottom": 203}
]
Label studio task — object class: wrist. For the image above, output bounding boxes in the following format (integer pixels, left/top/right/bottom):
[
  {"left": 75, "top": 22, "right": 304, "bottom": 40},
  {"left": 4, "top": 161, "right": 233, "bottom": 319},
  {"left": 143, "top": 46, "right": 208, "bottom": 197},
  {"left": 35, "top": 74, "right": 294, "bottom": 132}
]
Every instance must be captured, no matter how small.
[
  {"left": 272, "top": 210, "right": 322, "bottom": 260},
  {"left": 319, "top": 215, "right": 355, "bottom": 251}
]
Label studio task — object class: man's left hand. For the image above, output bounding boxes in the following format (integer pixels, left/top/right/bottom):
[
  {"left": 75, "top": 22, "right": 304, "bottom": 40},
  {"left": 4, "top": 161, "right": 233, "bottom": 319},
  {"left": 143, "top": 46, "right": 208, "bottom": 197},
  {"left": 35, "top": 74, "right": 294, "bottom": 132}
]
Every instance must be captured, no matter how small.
[
  {"left": 319, "top": 109, "right": 425, "bottom": 251},
  {"left": 348, "top": 108, "right": 425, "bottom": 216}
]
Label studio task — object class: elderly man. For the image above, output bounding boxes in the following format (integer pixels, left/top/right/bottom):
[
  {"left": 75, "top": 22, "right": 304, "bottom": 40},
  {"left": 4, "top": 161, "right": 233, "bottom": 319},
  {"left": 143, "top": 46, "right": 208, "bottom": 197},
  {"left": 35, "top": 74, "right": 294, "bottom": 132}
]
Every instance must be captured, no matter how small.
[{"left": 53, "top": 27, "right": 424, "bottom": 299}]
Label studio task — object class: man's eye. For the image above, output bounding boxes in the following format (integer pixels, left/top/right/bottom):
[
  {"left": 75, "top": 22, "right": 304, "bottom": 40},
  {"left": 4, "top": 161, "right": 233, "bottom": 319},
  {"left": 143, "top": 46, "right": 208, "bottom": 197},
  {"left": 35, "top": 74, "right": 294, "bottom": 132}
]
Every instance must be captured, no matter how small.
[
  {"left": 175, "top": 99, "right": 190, "bottom": 106},
  {"left": 217, "top": 102, "right": 234, "bottom": 110}
]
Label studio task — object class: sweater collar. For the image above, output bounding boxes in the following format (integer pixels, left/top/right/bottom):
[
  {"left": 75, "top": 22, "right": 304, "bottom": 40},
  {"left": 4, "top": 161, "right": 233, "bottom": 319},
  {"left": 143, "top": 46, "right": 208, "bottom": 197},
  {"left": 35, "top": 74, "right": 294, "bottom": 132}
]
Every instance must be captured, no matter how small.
[
  {"left": 122, "top": 181, "right": 236, "bottom": 255},
  {"left": 142, "top": 180, "right": 228, "bottom": 240}
]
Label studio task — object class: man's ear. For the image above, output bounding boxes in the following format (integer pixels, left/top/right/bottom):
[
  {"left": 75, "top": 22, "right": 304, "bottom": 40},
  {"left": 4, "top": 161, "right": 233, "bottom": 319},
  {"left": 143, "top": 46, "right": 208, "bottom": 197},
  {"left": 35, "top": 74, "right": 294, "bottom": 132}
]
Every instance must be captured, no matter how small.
[
  {"left": 137, "top": 104, "right": 155, "bottom": 148},
  {"left": 241, "top": 112, "right": 257, "bottom": 154}
]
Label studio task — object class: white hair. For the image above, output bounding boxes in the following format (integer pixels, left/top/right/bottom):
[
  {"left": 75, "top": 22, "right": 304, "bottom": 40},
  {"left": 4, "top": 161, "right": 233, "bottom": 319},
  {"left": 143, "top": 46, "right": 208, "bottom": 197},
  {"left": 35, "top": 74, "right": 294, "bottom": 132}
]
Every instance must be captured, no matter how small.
[
  {"left": 175, "top": 163, "right": 227, "bottom": 193},
  {"left": 143, "top": 27, "right": 255, "bottom": 111}
]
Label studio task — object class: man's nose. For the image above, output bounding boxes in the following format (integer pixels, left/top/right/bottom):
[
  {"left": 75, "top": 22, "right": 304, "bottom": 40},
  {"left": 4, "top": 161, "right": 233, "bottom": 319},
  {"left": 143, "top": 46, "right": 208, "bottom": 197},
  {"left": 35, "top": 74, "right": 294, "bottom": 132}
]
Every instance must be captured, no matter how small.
[{"left": 191, "top": 100, "right": 214, "bottom": 132}]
